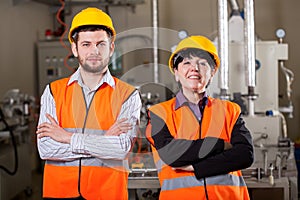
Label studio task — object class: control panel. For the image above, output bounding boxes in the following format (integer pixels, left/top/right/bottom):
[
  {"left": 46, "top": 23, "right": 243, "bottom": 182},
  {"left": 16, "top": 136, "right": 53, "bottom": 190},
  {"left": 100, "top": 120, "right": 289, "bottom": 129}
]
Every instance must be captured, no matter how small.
[{"left": 36, "top": 40, "right": 78, "bottom": 96}]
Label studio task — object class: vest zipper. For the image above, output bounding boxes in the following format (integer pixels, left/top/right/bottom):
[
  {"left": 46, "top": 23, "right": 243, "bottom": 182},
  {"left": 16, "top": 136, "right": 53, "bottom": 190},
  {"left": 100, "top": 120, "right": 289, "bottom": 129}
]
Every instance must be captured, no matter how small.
[
  {"left": 203, "top": 177, "right": 209, "bottom": 200},
  {"left": 199, "top": 104, "right": 209, "bottom": 200},
  {"left": 77, "top": 87, "right": 97, "bottom": 199}
]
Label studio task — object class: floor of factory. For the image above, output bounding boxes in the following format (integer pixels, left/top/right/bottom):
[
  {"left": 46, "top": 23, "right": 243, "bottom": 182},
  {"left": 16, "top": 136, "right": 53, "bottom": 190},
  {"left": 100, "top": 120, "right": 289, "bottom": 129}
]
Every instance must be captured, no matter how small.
[
  {"left": 10, "top": 169, "right": 300, "bottom": 200},
  {"left": 11, "top": 170, "right": 43, "bottom": 200},
  {"left": 10, "top": 170, "right": 159, "bottom": 200}
]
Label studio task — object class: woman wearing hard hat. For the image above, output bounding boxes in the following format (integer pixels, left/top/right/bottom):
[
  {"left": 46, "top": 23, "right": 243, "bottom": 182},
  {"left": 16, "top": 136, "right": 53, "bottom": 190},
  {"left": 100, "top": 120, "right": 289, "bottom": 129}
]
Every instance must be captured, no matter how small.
[
  {"left": 36, "top": 7, "right": 141, "bottom": 199},
  {"left": 146, "top": 35, "right": 253, "bottom": 200}
]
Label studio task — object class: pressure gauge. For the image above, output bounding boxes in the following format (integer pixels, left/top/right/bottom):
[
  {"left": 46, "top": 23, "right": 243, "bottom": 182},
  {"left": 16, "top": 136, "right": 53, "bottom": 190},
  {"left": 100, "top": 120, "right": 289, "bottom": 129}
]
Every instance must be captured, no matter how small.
[
  {"left": 276, "top": 28, "right": 285, "bottom": 39},
  {"left": 178, "top": 30, "right": 188, "bottom": 39}
]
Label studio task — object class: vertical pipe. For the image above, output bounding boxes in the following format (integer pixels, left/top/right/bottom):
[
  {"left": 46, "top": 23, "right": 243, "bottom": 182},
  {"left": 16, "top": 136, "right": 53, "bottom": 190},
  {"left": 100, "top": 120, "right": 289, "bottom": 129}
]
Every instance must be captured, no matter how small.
[
  {"left": 244, "top": 0, "right": 256, "bottom": 88},
  {"left": 228, "top": 0, "right": 239, "bottom": 12},
  {"left": 228, "top": 0, "right": 240, "bottom": 16},
  {"left": 151, "top": 0, "right": 159, "bottom": 83},
  {"left": 248, "top": 98, "right": 255, "bottom": 116},
  {"left": 244, "top": 0, "right": 256, "bottom": 116},
  {"left": 217, "top": 0, "right": 229, "bottom": 98}
]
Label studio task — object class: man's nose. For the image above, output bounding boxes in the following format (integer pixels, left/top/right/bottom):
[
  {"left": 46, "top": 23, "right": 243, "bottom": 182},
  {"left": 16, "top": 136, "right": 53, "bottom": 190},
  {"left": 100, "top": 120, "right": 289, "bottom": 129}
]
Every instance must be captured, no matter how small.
[{"left": 92, "top": 45, "right": 100, "bottom": 54}]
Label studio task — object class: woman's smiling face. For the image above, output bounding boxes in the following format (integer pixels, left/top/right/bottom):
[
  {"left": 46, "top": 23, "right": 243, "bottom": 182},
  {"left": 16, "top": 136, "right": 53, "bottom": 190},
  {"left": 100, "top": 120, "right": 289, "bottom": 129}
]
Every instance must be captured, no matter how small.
[{"left": 174, "top": 55, "right": 216, "bottom": 94}]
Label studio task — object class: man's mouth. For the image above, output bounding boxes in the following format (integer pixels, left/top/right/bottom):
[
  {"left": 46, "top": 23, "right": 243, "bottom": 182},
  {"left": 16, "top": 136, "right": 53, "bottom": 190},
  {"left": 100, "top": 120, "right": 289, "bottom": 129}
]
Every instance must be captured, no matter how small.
[{"left": 88, "top": 57, "right": 101, "bottom": 61}]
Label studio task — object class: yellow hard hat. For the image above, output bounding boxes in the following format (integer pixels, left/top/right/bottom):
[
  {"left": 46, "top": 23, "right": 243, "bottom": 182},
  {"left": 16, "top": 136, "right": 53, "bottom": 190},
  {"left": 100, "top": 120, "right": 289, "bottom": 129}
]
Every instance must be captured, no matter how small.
[
  {"left": 168, "top": 35, "right": 220, "bottom": 74},
  {"left": 68, "top": 7, "right": 116, "bottom": 43}
]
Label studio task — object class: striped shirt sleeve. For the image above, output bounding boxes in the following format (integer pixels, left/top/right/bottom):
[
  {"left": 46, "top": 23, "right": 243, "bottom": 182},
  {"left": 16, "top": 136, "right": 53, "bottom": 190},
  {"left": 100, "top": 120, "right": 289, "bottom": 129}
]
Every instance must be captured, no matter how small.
[
  {"left": 71, "top": 90, "right": 141, "bottom": 160},
  {"left": 37, "top": 86, "right": 141, "bottom": 161},
  {"left": 37, "top": 85, "right": 87, "bottom": 160}
]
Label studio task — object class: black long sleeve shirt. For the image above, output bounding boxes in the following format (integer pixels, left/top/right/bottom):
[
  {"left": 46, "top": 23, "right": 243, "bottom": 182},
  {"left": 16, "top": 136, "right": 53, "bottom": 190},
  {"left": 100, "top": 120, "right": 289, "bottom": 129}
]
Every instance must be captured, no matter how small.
[{"left": 148, "top": 108, "right": 254, "bottom": 180}]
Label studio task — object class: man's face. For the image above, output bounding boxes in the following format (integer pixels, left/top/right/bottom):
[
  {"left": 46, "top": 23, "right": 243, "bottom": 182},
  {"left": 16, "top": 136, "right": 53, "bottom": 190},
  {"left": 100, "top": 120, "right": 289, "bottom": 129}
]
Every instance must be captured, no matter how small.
[{"left": 71, "top": 30, "right": 114, "bottom": 74}]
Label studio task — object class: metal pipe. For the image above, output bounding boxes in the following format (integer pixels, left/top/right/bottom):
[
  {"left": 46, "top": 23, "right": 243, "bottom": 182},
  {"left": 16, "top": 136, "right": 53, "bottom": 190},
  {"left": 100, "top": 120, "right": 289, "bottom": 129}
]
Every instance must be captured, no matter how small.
[
  {"left": 217, "top": 0, "right": 229, "bottom": 98},
  {"left": 228, "top": 0, "right": 239, "bottom": 10},
  {"left": 228, "top": 0, "right": 240, "bottom": 15},
  {"left": 244, "top": 0, "right": 256, "bottom": 116},
  {"left": 244, "top": 0, "right": 256, "bottom": 88},
  {"left": 279, "top": 60, "right": 294, "bottom": 118},
  {"left": 151, "top": 0, "right": 159, "bottom": 83},
  {"left": 248, "top": 94, "right": 255, "bottom": 116},
  {"left": 276, "top": 30, "right": 294, "bottom": 118},
  {"left": 279, "top": 60, "right": 294, "bottom": 102}
]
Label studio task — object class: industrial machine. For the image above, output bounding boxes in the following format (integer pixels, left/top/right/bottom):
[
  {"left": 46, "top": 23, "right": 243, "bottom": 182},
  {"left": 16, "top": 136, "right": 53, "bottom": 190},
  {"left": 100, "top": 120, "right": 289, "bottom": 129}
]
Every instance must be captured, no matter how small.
[
  {"left": 127, "top": 1, "right": 297, "bottom": 200},
  {"left": 211, "top": 1, "right": 297, "bottom": 199},
  {"left": 0, "top": 89, "right": 36, "bottom": 199}
]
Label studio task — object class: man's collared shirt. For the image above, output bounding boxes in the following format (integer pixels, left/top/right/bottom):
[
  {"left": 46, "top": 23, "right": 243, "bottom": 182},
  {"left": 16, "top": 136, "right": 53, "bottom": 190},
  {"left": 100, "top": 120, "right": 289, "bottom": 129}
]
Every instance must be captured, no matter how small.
[{"left": 37, "top": 67, "right": 142, "bottom": 161}]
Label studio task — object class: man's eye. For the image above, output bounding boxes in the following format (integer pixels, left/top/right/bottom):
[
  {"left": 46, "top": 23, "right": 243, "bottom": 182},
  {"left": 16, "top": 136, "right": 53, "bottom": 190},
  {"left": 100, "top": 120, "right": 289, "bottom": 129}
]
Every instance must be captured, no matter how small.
[
  {"left": 98, "top": 42, "right": 107, "bottom": 47},
  {"left": 183, "top": 61, "right": 190, "bottom": 65},
  {"left": 82, "top": 43, "right": 89, "bottom": 47}
]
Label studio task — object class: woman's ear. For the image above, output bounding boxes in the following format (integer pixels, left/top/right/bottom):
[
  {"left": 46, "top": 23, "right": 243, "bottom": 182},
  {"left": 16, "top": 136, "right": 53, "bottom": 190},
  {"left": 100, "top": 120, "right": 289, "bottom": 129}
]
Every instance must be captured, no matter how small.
[
  {"left": 211, "top": 67, "right": 217, "bottom": 77},
  {"left": 174, "top": 70, "right": 179, "bottom": 82}
]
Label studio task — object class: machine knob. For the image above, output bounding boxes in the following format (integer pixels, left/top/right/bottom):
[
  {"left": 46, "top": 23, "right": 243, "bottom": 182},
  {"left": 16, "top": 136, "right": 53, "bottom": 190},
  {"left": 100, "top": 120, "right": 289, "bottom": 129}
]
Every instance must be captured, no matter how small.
[{"left": 275, "top": 28, "right": 285, "bottom": 43}]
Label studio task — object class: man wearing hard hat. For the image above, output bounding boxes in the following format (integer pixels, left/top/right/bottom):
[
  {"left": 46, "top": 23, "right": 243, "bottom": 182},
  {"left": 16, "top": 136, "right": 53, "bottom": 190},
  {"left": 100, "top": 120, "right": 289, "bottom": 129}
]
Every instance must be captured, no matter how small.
[
  {"left": 146, "top": 35, "right": 254, "bottom": 199},
  {"left": 36, "top": 7, "right": 141, "bottom": 199}
]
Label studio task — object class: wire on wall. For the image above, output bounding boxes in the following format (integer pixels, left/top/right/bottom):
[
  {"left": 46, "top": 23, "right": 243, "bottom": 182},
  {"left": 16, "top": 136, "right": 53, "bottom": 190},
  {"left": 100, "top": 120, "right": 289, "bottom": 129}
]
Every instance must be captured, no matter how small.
[{"left": 56, "top": 0, "right": 75, "bottom": 73}]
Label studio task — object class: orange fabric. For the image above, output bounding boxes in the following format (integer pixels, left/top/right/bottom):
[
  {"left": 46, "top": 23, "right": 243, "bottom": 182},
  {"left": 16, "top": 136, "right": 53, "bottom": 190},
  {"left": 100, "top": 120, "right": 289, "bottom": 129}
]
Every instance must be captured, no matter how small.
[
  {"left": 50, "top": 77, "right": 135, "bottom": 130},
  {"left": 43, "top": 77, "right": 135, "bottom": 199},
  {"left": 43, "top": 165, "right": 129, "bottom": 199},
  {"left": 43, "top": 165, "right": 80, "bottom": 198},
  {"left": 147, "top": 97, "right": 249, "bottom": 200},
  {"left": 159, "top": 185, "right": 249, "bottom": 200}
]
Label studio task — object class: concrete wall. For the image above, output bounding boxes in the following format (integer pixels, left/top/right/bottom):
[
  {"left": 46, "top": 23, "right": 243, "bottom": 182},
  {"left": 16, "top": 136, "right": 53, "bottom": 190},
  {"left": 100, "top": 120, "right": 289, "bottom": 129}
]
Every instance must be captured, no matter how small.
[{"left": 0, "top": 1, "right": 52, "bottom": 97}]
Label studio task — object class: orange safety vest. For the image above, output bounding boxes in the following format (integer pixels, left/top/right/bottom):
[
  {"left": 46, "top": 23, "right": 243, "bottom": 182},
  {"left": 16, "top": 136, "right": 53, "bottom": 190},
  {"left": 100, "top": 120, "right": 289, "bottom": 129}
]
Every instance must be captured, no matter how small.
[
  {"left": 43, "top": 77, "right": 136, "bottom": 200},
  {"left": 146, "top": 97, "right": 250, "bottom": 200}
]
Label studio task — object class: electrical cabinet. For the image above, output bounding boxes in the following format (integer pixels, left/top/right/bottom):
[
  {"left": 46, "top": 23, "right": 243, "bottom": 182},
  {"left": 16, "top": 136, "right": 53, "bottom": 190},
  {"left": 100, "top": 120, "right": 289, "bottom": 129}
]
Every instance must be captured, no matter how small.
[{"left": 36, "top": 40, "right": 78, "bottom": 96}]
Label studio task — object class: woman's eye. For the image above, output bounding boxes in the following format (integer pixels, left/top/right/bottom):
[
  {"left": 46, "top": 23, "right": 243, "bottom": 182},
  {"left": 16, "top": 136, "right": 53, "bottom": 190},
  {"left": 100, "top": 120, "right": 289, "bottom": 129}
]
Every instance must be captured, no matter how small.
[{"left": 199, "top": 62, "right": 207, "bottom": 66}]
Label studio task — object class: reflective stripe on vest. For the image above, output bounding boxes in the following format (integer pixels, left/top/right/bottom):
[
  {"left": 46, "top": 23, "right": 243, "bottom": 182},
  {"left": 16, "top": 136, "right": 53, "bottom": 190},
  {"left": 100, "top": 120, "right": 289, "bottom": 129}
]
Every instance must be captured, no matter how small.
[
  {"left": 161, "top": 173, "right": 246, "bottom": 191},
  {"left": 46, "top": 158, "right": 129, "bottom": 169},
  {"left": 45, "top": 128, "right": 129, "bottom": 169},
  {"left": 65, "top": 128, "right": 105, "bottom": 135},
  {"left": 155, "top": 158, "right": 165, "bottom": 173}
]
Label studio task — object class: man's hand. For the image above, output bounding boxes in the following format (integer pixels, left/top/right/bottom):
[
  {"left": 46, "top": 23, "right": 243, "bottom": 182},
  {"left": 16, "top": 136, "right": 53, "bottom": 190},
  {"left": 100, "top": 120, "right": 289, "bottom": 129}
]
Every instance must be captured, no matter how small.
[
  {"left": 36, "top": 113, "right": 73, "bottom": 144},
  {"left": 105, "top": 118, "right": 133, "bottom": 136}
]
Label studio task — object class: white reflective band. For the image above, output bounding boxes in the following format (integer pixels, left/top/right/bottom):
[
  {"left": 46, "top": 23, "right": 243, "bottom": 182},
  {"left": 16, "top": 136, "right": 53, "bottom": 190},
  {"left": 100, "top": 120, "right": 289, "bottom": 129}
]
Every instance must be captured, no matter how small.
[
  {"left": 161, "top": 173, "right": 246, "bottom": 191},
  {"left": 65, "top": 128, "right": 106, "bottom": 135},
  {"left": 46, "top": 157, "right": 129, "bottom": 169}
]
